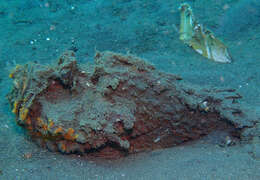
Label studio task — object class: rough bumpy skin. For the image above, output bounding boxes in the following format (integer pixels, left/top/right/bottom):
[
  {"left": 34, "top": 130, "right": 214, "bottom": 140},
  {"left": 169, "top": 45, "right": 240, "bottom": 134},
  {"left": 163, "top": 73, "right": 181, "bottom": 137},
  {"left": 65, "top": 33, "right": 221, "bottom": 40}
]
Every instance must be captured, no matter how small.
[{"left": 7, "top": 51, "right": 259, "bottom": 158}]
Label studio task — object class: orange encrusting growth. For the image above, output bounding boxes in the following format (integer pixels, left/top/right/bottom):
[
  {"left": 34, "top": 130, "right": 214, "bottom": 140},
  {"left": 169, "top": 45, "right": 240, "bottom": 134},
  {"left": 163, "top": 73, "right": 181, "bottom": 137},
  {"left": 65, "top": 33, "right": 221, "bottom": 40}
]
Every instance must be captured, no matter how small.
[
  {"left": 64, "top": 128, "right": 78, "bottom": 141},
  {"left": 36, "top": 117, "right": 44, "bottom": 125},
  {"left": 25, "top": 117, "right": 32, "bottom": 126},
  {"left": 35, "top": 117, "right": 49, "bottom": 134},
  {"left": 54, "top": 127, "right": 63, "bottom": 134},
  {"left": 60, "top": 142, "right": 66, "bottom": 152},
  {"left": 42, "top": 124, "right": 48, "bottom": 131}
]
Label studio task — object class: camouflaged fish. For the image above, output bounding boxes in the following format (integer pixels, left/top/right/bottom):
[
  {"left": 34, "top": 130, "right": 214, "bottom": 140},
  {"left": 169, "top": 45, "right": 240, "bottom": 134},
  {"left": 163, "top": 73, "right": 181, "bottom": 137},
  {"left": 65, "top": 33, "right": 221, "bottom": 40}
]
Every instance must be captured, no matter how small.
[{"left": 179, "top": 3, "right": 232, "bottom": 63}]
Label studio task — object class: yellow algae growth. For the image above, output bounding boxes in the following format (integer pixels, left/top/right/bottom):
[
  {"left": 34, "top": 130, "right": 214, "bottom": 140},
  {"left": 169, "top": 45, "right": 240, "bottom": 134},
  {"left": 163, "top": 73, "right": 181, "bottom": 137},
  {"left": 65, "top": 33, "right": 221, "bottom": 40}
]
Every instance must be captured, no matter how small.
[
  {"left": 9, "top": 65, "right": 22, "bottom": 78},
  {"left": 12, "top": 101, "right": 19, "bottom": 114},
  {"left": 19, "top": 107, "right": 29, "bottom": 121},
  {"left": 48, "top": 119, "right": 54, "bottom": 129},
  {"left": 9, "top": 72, "right": 14, "bottom": 79},
  {"left": 64, "top": 128, "right": 77, "bottom": 141}
]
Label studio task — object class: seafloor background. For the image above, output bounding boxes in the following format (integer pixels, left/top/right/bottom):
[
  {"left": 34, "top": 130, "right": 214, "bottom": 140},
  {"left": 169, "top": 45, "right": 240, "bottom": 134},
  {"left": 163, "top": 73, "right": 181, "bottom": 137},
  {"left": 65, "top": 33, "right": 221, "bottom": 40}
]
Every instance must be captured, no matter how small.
[{"left": 0, "top": 0, "right": 260, "bottom": 179}]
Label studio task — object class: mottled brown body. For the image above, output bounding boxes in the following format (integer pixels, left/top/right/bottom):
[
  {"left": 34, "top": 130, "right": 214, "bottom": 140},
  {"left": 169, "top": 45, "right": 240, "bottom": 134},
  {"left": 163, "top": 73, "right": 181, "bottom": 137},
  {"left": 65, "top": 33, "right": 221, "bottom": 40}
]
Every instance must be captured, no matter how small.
[{"left": 7, "top": 51, "right": 254, "bottom": 158}]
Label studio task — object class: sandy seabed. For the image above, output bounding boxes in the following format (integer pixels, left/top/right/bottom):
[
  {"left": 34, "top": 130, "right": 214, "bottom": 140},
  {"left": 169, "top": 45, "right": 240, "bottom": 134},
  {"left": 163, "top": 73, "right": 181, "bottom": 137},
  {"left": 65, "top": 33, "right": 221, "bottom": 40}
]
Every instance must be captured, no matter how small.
[{"left": 0, "top": 0, "right": 260, "bottom": 179}]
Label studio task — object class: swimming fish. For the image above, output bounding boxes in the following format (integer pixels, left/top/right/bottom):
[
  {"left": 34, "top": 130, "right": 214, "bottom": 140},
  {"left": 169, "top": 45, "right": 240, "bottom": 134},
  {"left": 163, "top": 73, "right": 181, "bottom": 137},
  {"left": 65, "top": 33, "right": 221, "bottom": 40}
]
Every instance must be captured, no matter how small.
[{"left": 179, "top": 3, "right": 232, "bottom": 63}]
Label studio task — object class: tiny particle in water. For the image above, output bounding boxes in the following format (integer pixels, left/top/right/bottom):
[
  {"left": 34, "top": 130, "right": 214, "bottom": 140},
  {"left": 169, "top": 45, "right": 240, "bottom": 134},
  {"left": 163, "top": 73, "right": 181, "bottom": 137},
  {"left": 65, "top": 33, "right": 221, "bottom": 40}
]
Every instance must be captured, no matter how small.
[
  {"left": 202, "top": 101, "right": 208, "bottom": 107},
  {"left": 220, "top": 76, "right": 224, "bottom": 82},
  {"left": 44, "top": 3, "right": 49, "bottom": 8},
  {"left": 223, "top": 4, "right": 230, "bottom": 10},
  {"left": 154, "top": 137, "right": 160, "bottom": 143},
  {"left": 50, "top": 25, "right": 56, "bottom": 31},
  {"left": 46, "top": 37, "right": 50, "bottom": 41},
  {"left": 225, "top": 136, "right": 232, "bottom": 146}
]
